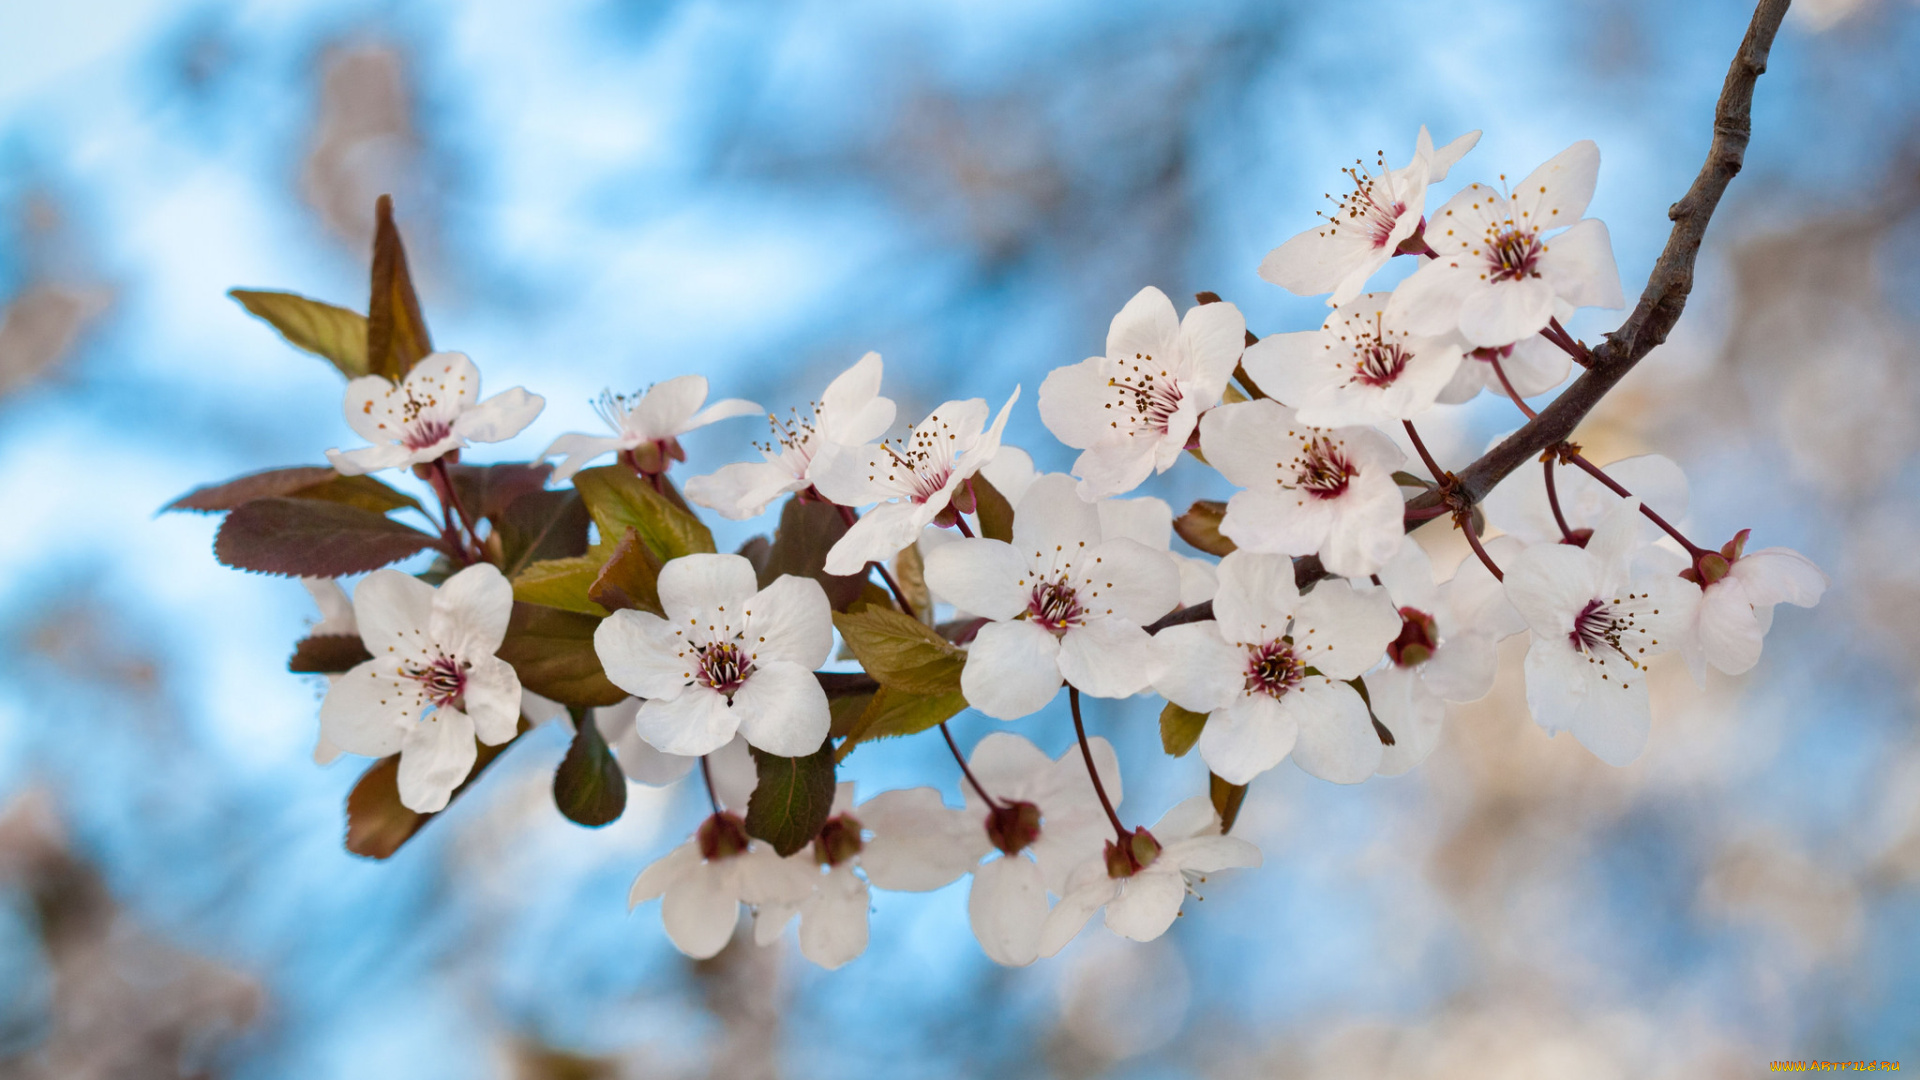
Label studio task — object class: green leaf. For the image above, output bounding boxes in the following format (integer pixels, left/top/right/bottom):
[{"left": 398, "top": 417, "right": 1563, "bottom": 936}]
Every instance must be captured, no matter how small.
[
  {"left": 511, "top": 556, "right": 607, "bottom": 616},
  {"left": 497, "top": 490, "right": 590, "bottom": 578},
  {"left": 1173, "top": 499, "right": 1236, "bottom": 557},
  {"left": 1209, "top": 772, "right": 1249, "bottom": 835},
  {"left": 827, "top": 688, "right": 878, "bottom": 739},
  {"left": 365, "top": 194, "right": 433, "bottom": 382},
  {"left": 289, "top": 634, "right": 371, "bottom": 674},
  {"left": 214, "top": 497, "right": 446, "bottom": 577},
  {"left": 831, "top": 607, "right": 965, "bottom": 695},
  {"left": 344, "top": 725, "right": 524, "bottom": 859},
  {"left": 495, "top": 602, "right": 627, "bottom": 707},
  {"left": 834, "top": 685, "right": 967, "bottom": 761},
  {"left": 553, "top": 707, "right": 627, "bottom": 827},
  {"left": 588, "top": 526, "right": 665, "bottom": 615},
  {"left": 744, "top": 741, "right": 837, "bottom": 857},
  {"left": 228, "top": 289, "right": 370, "bottom": 378},
  {"left": 760, "top": 497, "right": 866, "bottom": 611},
  {"left": 573, "top": 465, "right": 715, "bottom": 563},
  {"left": 1159, "top": 700, "right": 1208, "bottom": 757},
  {"left": 1391, "top": 470, "right": 1438, "bottom": 491},
  {"left": 972, "top": 472, "right": 1016, "bottom": 543},
  {"left": 165, "top": 466, "right": 420, "bottom": 516},
  {"left": 892, "top": 542, "right": 933, "bottom": 624}
]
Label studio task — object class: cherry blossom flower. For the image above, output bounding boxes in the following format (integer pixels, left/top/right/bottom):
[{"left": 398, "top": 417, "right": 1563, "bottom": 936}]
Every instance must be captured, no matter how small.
[
  {"left": 1151, "top": 551, "right": 1400, "bottom": 784},
  {"left": 1483, "top": 451, "right": 1689, "bottom": 548},
  {"left": 1094, "top": 493, "right": 1219, "bottom": 608},
  {"left": 1673, "top": 530, "right": 1827, "bottom": 680},
  {"left": 813, "top": 390, "right": 1020, "bottom": 576},
  {"left": 1197, "top": 398, "right": 1406, "bottom": 578},
  {"left": 957, "top": 733, "right": 1126, "bottom": 967},
  {"left": 1259, "top": 126, "right": 1481, "bottom": 307},
  {"left": 921, "top": 473, "right": 1179, "bottom": 720},
  {"left": 1244, "top": 291, "right": 1465, "bottom": 427},
  {"left": 301, "top": 578, "right": 356, "bottom": 766},
  {"left": 629, "top": 810, "right": 813, "bottom": 960},
  {"left": 753, "top": 784, "right": 979, "bottom": 970},
  {"left": 1434, "top": 334, "right": 1571, "bottom": 405},
  {"left": 319, "top": 564, "right": 522, "bottom": 812},
  {"left": 1037, "top": 796, "right": 1260, "bottom": 955},
  {"left": 326, "top": 352, "right": 545, "bottom": 476},
  {"left": 686, "top": 352, "right": 896, "bottom": 521},
  {"left": 578, "top": 698, "right": 697, "bottom": 786},
  {"left": 544, "top": 374, "right": 761, "bottom": 483},
  {"left": 593, "top": 553, "right": 833, "bottom": 758},
  {"left": 1038, "top": 287, "right": 1245, "bottom": 499},
  {"left": 1503, "top": 499, "right": 1692, "bottom": 765},
  {"left": 1388, "top": 141, "right": 1625, "bottom": 348}
]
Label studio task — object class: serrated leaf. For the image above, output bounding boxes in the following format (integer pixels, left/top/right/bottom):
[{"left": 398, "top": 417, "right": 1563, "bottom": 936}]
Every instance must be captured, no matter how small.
[
  {"left": 1160, "top": 700, "right": 1208, "bottom": 757},
  {"left": 289, "top": 634, "right": 372, "bottom": 674},
  {"left": 1209, "top": 772, "right": 1248, "bottom": 835},
  {"left": 165, "top": 466, "right": 420, "bottom": 516},
  {"left": 1173, "top": 499, "right": 1236, "bottom": 557},
  {"left": 760, "top": 497, "right": 865, "bottom": 611},
  {"left": 229, "top": 289, "right": 370, "bottom": 378},
  {"left": 214, "top": 497, "right": 446, "bottom": 577},
  {"left": 832, "top": 607, "right": 965, "bottom": 695},
  {"left": 573, "top": 465, "right": 715, "bottom": 563},
  {"left": 744, "top": 741, "right": 836, "bottom": 857},
  {"left": 365, "top": 194, "right": 432, "bottom": 382},
  {"left": 345, "top": 725, "right": 526, "bottom": 859},
  {"left": 588, "top": 527, "right": 665, "bottom": 615},
  {"left": 495, "top": 602, "right": 627, "bottom": 707},
  {"left": 511, "top": 556, "right": 607, "bottom": 616},
  {"left": 554, "top": 706, "right": 626, "bottom": 827},
  {"left": 972, "top": 473, "right": 1015, "bottom": 543},
  {"left": 446, "top": 462, "right": 553, "bottom": 522},
  {"left": 827, "top": 688, "right": 878, "bottom": 739},
  {"left": 497, "top": 489, "right": 591, "bottom": 578},
  {"left": 834, "top": 685, "right": 966, "bottom": 761}
]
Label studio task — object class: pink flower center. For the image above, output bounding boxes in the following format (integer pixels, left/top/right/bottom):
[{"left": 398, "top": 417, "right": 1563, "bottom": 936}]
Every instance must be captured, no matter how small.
[
  {"left": 403, "top": 654, "right": 469, "bottom": 708},
  {"left": 1351, "top": 338, "right": 1413, "bottom": 388},
  {"left": 1570, "top": 598, "right": 1634, "bottom": 659},
  {"left": 1109, "top": 366, "right": 1184, "bottom": 436},
  {"left": 694, "top": 641, "right": 754, "bottom": 697},
  {"left": 1243, "top": 639, "right": 1304, "bottom": 698},
  {"left": 1317, "top": 153, "right": 1406, "bottom": 249},
  {"left": 1292, "top": 437, "right": 1356, "bottom": 499},
  {"left": 1026, "top": 578, "right": 1084, "bottom": 632},
  {"left": 1486, "top": 227, "right": 1543, "bottom": 283},
  {"left": 402, "top": 418, "right": 453, "bottom": 450}
]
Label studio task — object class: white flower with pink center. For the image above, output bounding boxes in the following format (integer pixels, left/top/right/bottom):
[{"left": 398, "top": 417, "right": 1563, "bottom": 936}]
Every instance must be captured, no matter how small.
[
  {"left": 813, "top": 389, "right": 1020, "bottom": 576},
  {"left": 1197, "top": 398, "right": 1406, "bottom": 578},
  {"left": 686, "top": 352, "right": 897, "bottom": 520},
  {"left": 1434, "top": 335, "right": 1572, "bottom": 405},
  {"left": 593, "top": 553, "right": 834, "bottom": 758},
  {"left": 629, "top": 809, "right": 814, "bottom": 960},
  {"left": 1244, "top": 291, "right": 1465, "bottom": 427},
  {"left": 921, "top": 474, "right": 1180, "bottom": 720},
  {"left": 1504, "top": 499, "right": 1694, "bottom": 766},
  {"left": 1038, "top": 287, "right": 1245, "bottom": 499},
  {"left": 319, "top": 564, "right": 523, "bottom": 812},
  {"left": 1387, "top": 140, "right": 1626, "bottom": 348},
  {"left": 326, "top": 352, "right": 545, "bottom": 476},
  {"left": 543, "top": 373, "right": 761, "bottom": 483},
  {"left": 1152, "top": 551, "right": 1400, "bottom": 784},
  {"left": 1673, "top": 530, "right": 1827, "bottom": 681},
  {"left": 1259, "top": 126, "right": 1481, "bottom": 307}
]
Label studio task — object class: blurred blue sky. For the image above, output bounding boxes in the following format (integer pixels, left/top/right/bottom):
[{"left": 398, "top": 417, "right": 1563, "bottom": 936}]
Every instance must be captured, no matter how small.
[{"left": 1, "top": 0, "right": 1918, "bottom": 1076}]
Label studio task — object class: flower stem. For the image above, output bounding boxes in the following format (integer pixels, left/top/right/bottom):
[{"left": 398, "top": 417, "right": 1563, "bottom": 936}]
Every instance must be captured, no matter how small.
[
  {"left": 940, "top": 723, "right": 998, "bottom": 810},
  {"left": 1543, "top": 317, "right": 1593, "bottom": 367},
  {"left": 699, "top": 755, "right": 722, "bottom": 815},
  {"left": 1459, "top": 519, "right": 1504, "bottom": 582},
  {"left": 1543, "top": 457, "right": 1578, "bottom": 544},
  {"left": 1487, "top": 353, "right": 1538, "bottom": 420},
  {"left": 1562, "top": 453, "right": 1710, "bottom": 559},
  {"left": 1403, "top": 420, "right": 1447, "bottom": 487},
  {"left": 1068, "top": 687, "right": 1128, "bottom": 842},
  {"left": 873, "top": 561, "right": 917, "bottom": 621},
  {"left": 954, "top": 515, "right": 975, "bottom": 538},
  {"left": 428, "top": 458, "right": 480, "bottom": 564}
]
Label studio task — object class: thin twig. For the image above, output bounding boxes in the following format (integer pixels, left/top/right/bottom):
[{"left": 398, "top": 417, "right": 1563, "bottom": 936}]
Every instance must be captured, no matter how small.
[
  {"left": 1543, "top": 457, "right": 1577, "bottom": 543},
  {"left": 1460, "top": 518, "right": 1505, "bottom": 582},
  {"left": 699, "top": 756, "right": 722, "bottom": 815},
  {"left": 1069, "top": 687, "right": 1128, "bottom": 841},
  {"left": 940, "top": 723, "right": 998, "bottom": 810},
  {"left": 1563, "top": 453, "right": 1710, "bottom": 558},
  {"left": 1402, "top": 420, "right": 1448, "bottom": 487},
  {"left": 874, "top": 561, "right": 917, "bottom": 620}
]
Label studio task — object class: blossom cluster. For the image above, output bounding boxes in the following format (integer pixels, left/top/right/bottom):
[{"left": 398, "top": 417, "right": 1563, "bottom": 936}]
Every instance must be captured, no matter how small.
[{"left": 179, "top": 132, "right": 1824, "bottom": 971}]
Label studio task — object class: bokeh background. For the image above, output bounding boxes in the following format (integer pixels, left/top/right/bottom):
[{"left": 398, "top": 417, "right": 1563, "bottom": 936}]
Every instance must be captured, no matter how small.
[{"left": 1, "top": 0, "right": 1917, "bottom": 1076}]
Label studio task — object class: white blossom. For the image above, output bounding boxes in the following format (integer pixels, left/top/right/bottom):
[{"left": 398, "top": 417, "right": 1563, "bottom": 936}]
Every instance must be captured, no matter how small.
[
  {"left": 1038, "top": 797, "right": 1260, "bottom": 955},
  {"left": 629, "top": 812, "right": 813, "bottom": 960},
  {"left": 594, "top": 553, "right": 833, "bottom": 758},
  {"left": 326, "top": 352, "right": 544, "bottom": 476},
  {"left": 1152, "top": 551, "right": 1400, "bottom": 784},
  {"left": 1038, "top": 287, "right": 1244, "bottom": 498},
  {"left": 319, "top": 564, "right": 523, "bottom": 812},
  {"left": 543, "top": 374, "right": 760, "bottom": 483},
  {"left": 1259, "top": 126, "right": 1481, "bottom": 306},
  {"left": 813, "top": 390, "right": 1019, "bottom": 576},
  {"left": 1244, "top": 291, "right": 1465, "bottom": 427},
  {"left": 1388, "top": 141, "right": 1625, "bottom": 348},
  {"left": 1504, "top": 499, "right": 1692, "bottom": 765},
  {"left": 1434, "top": 334, "right": 1571, "bottom": 405},
  {"left": 686, "top": 352, "right": 896, "bottom": 520},
  {"left": 1674, "top": 531, "right": 1828, "bottom": 680},
  {"left": 1197, "top": 398, "right": 1406, "bottom": 578},
  {"left": 922, "top": 474, "right": 1179, "bottom": 720}
]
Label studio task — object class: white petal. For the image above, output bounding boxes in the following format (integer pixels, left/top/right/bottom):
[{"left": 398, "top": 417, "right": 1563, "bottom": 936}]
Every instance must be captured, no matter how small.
[
  {"left": 1293, "top": 577, "right": 1400, "bottom": 680},
  {"left": 798, "top": 865, "right": 870, "bottom": 970},
  {"left": 822, "top": 501, "right": 924, "bottom": 577},
  {"left": 462, "top": 656, "right": 522, "bottom": 745},
  {"left": 818, "top": 352, "right": 896, "bottom": 445},
  {"left": 1073, "top": 537, "right": 1179, "bottom": 626},
  {"left": 352, "top": 568, "right": 434, "bottom": 655},
  {"left": 1238, "top": 330, "right": 1320, "bottom": 408},
  {"left": 980, "top": 445, "right": 1037, "bottom": 506},
  {"left": 1037, "top": 356, "right": 1115, "bottom": 451},
  {"left": 1097, "top": 495, "right": 1174, "bottom": 551},
  {"left": 1195, "top": 398, "right": 1292, "bottom": 488},
  {"left": 604, "top": 703, "right": 700, "bottom": 786},
  {"left": 1149, "top": 622, "right": 1243, "bottom": 713},
  {"left": 1458, "top": 277, "right": 1555, "bottom": 348},
  {"left": 1198, "top": 692, "right": 1299, "bottom": 785},
  {"left": 1103, "top": 870, "right": 1186, "bottom": 942},
  {"left": 429, "top": 563, "right": 514, "bottom": 660},
  {"left": 543, "top": 433, "right": 625, "bottom": 483},
  {"left": 1383, "top": 258, "right": 1482, "bottom": 338},
  {"left": 630, "top": 374, "right": 709, "bottom": 440},
  {"left": 396, "top": 707, "right": 478, "bottom": 813},
  {"left": 960, "top": 620, "right": 1064, "bottom": 721},
  {"left": 1070, "top": 441, "right": 1160, "bottom": 500},
  {"left": 454, "top": 387, "right": 545, "bottom": 444},
  {"left": 1427, "top": 129, "right": 1481, "bottom": 182},
  {"left": 1258, "top": 222, "right": 1373, "bottom": 299},
  {"left": 1105, "top": 287, "right": 1183, "bottom": 378},
  {"left": 684, "top": 460, "right": 801, "bottom": 521},
  {"left": 1367, "top": 664, "right": 1447, "bottom": 776},
  {"left": 1539, "top": 217, "right": 1624, "bottom": 311},
  {"left": 684, "top": 397, "right": 764, "bottom": 432},
  {"left": 1211, "top": 550, "right": 1300, "bottom": 646},
  {"left": 1012, "top": 473, "right": 1103, "bottom": 565},
  {"left": 969, "top": 856, "right": 1048, "bottom": 967},
  {"left": 1287, "top": 679, "right": 1383, "bottom": 784},
  {"left": 661, "top": 860, "right": 742, "bottom": 959},
  {"left": 743, "top": 575, "right": 833, "bottom": 669},
  {"left": 1419, "top": 631, "right": 1499, "bottom": 703},
  {"left": 657, "top": 553, "right": 760, "bottom": 621},
  {"left": 594, "top": 608, "right": 693, "bottom": 701},
  {"left": 1505, "top": 544, "right": 1600, "bottom": 638},
  {"left": 1732, "top": 547, "right": 1828, "bottom": 609},
  {"left": 1037, "top": 863, "right": 1118, "bottom": 958},
  {"left": 630, "top": 841, "right": 699, "bottom": 906},
  {"left": 1318, "top": 471, "right": 1407, "bottom": 578},
  {"left": 1570, "top": 662, "right": 1652, "bottom": 767},
  {"left": 1220, "top": 489, "right": 1335, "bottom": 562},
  {"left": 634, "top": 688, "right": 740, "bottom": 757},
  {"left": 1179, "top": 297, "right": 1247, "bottom": 400},
  {"left": 1511, "top": 140, "right": 1600, "bottom": 226},
  {"left": 320, "top": 662, "right": 415, "bottom": 758},
  {"left": 922, "top": 539, "right": 1031, "bottom": 622},
  {"left": 858, "top": 788, "right": 982, "bottom": 891},
  {"left": 1057, "top": 618, "right": 1157, "bottom": 699},
  {"left": 729, "top": 660, "right": 830, "bottom": 757}
]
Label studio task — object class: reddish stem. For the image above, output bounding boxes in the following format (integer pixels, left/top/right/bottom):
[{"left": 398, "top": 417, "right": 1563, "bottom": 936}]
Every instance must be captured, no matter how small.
[
  {"left": 940, "top": 723, "right": 998, "bottom": 810},
  {"left": 428, "top": 458, "right": 481, "bottom": 564},
  {"left": 1543, "top": 458, "right": 1578, "bottom": 544},
  {"left": 699, "top": 755, "right": 722, "bottom": 814},
  {"left": 1068, "top": 687, "right": 1128, "bottom": 842},
  {"left": 1488, "top": 353, "right": 1538, "bottom": 420},
  {"left": 1563, "top": 454, "right": 1710, "bottom": 559},
  {"left": 874, "top": 561, "right": 917, "bottom": 621},
  {"left": 1460, "top": 519, "right": 1505, "bottom": 582},
  {"left": 1402, "top": 420, "right": 1447, "bottom": 487},
  {"left": 954, "top": 515, "right": 975, "bottom": 538}
]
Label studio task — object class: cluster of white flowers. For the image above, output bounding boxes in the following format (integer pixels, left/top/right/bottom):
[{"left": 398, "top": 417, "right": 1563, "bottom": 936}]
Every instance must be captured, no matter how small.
[{"left": 291, "top": 127, "right": 1824, "bottom": 970}]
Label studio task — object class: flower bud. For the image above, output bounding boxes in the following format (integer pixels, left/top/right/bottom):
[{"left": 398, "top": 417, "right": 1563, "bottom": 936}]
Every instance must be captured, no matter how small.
[
  {"left": 985, "top": 800, "right": 1043, "bottom": 856},
  {"left": 812, "top": 814, "right": 864, "bottom": 867},
  {"left": 697, "top": 811, "right": 751, "bottom": 861},
  {"left": 1386, "top": 606, "right": 1439, "bottom": 667},
  {"left": 1104, "top": 827, "right": 1162, "bottom": 879}
]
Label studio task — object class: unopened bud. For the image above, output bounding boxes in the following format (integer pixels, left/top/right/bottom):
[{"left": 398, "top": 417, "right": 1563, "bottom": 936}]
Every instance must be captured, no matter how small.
[
  {"left": 1387, "top": 606, "right": 1439, "bottom": 667},
  {"left": 812, "top": 814, "right": 865, "bottom": 867},
  {"left": 985, "top": 801, "right": 1042, "bottom": 856},
  {"left": 697, "top": 811, "right": 751, "bottom": 861}
]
